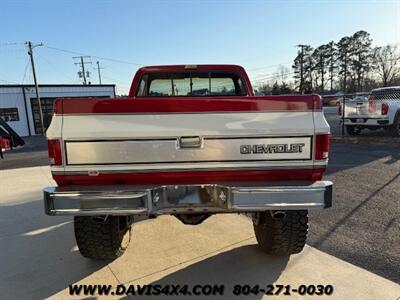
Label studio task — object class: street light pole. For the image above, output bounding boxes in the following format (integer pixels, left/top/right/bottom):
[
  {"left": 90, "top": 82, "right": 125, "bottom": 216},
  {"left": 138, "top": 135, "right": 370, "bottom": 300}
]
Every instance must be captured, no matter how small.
[
  {"left": 96, "top": 61, "right": 102, "bottom": 85},
  {"left": 80, "top": 56, "right": 87, "bottom": 85},
  {"left": 26, "top": 41, "right": 45, "bottom": 135}
]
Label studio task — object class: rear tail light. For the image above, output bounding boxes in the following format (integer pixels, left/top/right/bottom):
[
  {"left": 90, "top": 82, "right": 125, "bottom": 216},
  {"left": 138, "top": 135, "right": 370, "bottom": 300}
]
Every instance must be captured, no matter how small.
[
  {"left": 368, "top": 100, "right": 376, "bottom": 113},
  {"left": 315, "top": 134, "right": 330, "bottom": 160},
  {"left": 47, "top": 139, "right": 62, "bottom": 166},
  {"left": 381, "top": 103, "right": 389, "bottom": 115}
]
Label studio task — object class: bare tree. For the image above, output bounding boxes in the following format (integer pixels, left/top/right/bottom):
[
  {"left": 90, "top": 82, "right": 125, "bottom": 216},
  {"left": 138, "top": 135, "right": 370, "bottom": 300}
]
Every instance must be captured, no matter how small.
[
  {"left": 257, "top": 83, "right": 273, "bottom": 95},
  {"left": 274, "top": 65, "right": 290, "bottom": 83},
  {"left": 373, "top": 44, "right": 400, "bottom": 86}
]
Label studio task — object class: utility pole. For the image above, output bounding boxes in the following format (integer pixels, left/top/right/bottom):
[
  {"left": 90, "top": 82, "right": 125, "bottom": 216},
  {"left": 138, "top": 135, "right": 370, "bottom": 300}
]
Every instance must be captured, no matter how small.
[
  {"left": 96, "top": 61, "right": 103, "bottom": 85},
  {"left": 73, "top": 56, "right": 92, "bottom": 85},
  {"left": 320, "top": 53, "right": 324, "bottom": 92},
  {"left": 81, "top": 56, "right": 87, "bottom": 84},
  {"left": 343, "top": 50, "right": 348, "bottom": 93},
  {"left": 330, "top": 43, "right": 334, "bottom": 91},
  {"left": 297, "top": 45, "right": 307, "bottom": 94},
  {"left": 26, "top": 41, "right": 45, "bottom": 135}
]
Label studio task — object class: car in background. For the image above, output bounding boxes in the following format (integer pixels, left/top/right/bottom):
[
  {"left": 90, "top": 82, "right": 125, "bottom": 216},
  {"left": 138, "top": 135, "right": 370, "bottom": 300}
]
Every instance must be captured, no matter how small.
[
  {"left": 322, "top": 95, "right": 342, "bottom": 106},
  {"left": 350, "top": 95, "right": 368, "bottom": 103}
]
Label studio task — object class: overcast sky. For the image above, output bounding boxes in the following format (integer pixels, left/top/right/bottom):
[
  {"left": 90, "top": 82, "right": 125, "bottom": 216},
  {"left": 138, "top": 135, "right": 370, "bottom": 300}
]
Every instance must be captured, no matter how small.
[{"left": 1, "top": 0, "right": 399, "bottom": 94}]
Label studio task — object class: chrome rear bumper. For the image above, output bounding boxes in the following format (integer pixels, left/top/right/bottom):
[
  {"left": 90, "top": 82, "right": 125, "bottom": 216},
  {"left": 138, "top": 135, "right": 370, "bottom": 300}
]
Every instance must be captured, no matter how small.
[{"left": 44, "top": 181, "right": 333, "bottom": 216}]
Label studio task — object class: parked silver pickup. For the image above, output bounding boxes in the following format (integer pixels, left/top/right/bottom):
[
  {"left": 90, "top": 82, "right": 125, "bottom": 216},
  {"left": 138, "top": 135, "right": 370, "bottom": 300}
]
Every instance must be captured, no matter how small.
[{"left": 340, "top": 87, "right": 400, "bottom": 136}]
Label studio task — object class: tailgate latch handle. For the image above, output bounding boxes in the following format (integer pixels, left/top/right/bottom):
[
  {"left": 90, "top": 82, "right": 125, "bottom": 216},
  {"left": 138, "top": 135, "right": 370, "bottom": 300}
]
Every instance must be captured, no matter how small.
[{"left": 178, "top": 136, "right": 203, "bottom": 149}]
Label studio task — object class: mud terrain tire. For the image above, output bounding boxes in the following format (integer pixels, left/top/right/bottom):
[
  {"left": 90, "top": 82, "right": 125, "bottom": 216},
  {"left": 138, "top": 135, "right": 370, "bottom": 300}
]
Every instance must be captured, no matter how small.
[
  {"left": 253, "top": 210, "right": 308, "bottom": 256},
  {"left": 346, "top": 125, "right": 361, "bottom": 135},
  {"left": 74, "top": 216, "right": 132, "bottom": 260}
]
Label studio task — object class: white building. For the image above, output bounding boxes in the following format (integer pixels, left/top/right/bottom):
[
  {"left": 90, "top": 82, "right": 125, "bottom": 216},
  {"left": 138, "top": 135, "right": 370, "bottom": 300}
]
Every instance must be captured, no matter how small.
[{"left": 0, "top": 84, "right": 115, "bottom": 136}]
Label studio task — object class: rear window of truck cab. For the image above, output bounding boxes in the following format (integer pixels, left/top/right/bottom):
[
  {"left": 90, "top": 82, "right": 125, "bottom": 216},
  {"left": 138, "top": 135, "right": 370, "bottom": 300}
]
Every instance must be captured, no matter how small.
[{"left": 136, "top": 71, "right": 247, "bottom": 97}]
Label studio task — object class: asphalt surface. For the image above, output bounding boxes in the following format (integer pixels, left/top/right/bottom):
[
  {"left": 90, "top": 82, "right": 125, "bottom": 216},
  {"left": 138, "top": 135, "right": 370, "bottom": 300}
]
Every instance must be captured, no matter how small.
[
  {"left": 1, "top": 133, "right": 399, "bottom": 283},
  {"left": 0, "top": 135, "right": 48, "bottom": 170},
  {"left": 310, "top": 142, "right": 400, "bottom": 283}
]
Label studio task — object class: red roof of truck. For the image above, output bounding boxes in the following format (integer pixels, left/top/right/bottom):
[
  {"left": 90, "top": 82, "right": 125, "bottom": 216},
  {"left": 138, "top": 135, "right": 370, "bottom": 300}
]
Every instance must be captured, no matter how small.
[{"left": 137, "top": 64, "right": 247, "bottom": 73}]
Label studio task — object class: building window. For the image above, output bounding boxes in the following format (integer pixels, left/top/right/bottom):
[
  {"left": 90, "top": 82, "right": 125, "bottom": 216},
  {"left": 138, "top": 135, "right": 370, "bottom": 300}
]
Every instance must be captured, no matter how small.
[
  {"left": 31, "top": 98, "right": 55, "bottom": 134},
  {"left": 0, "top": 108, "right": 19, "bottom": 122},
  {"left": 31, "top": 96, "right": 111, "bottom": 134}
]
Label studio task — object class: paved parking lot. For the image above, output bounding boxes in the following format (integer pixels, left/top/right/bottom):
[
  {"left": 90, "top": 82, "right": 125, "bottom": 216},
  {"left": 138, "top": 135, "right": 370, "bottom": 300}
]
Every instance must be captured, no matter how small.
[
  {"left": 310, "top": 142, "right": 400, "bottom": 283},
  {"left": 0, "top": 135, "right": 48, "bottom": 170},
  {"left": 0, "top": 116, "right": 399, "bottom": 298}
]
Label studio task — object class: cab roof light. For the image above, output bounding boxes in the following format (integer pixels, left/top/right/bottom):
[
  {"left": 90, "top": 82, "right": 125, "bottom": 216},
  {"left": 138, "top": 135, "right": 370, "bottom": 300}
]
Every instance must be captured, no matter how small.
[{"left": 184, "top": 65, "right": 197, "bottom": 70}]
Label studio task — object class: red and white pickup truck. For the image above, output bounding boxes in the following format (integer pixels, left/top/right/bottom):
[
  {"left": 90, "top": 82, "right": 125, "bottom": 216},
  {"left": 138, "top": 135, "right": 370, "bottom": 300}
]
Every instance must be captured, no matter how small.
[{"left": 44, "top": 65, "right": 332, "bottom": 260}]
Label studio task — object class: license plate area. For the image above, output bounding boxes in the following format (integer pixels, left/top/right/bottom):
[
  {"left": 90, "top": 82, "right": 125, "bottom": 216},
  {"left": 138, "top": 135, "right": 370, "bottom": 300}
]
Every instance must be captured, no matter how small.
[{"left": 151, "top": 185, "right": 229, "bottom": 213}]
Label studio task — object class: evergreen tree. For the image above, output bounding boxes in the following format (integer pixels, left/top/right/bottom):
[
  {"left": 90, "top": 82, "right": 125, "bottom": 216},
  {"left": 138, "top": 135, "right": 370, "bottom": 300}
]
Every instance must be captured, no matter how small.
[
  {"left": 292, "top": 45, "right": 313, "bottom": 93},
  {"left": 349, "top": 30, "right": 373, "bottom": 91},
  {"left": 336, "top": 36, "right": 353, "bottom": 93}
]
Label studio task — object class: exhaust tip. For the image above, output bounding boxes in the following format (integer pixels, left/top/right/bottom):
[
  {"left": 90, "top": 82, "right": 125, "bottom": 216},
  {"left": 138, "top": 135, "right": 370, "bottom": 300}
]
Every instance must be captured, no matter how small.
[{"left": 271, "top": 211, "right": 286, "bottom": 219}]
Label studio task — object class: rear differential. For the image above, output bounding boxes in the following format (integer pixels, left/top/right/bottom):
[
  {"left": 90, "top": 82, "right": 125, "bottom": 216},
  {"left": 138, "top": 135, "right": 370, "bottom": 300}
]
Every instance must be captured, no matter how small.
[{"left": 175, "top": 213, "right": 211, "bottom": 225}]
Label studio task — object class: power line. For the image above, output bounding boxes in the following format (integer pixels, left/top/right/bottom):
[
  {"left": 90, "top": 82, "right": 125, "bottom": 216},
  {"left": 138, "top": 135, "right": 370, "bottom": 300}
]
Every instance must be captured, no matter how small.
[
  {"left": 0, "top": 79, "right": 19, "bottom": 84},
  {"left": 36, "top": 52, "right": 78, "bottom": 83},
  {"left": 249, "top": 65, "right": 293, "bottom": 80},
  {"left": 21, "top": 60, "right": 30, "bottom": 84},
  {"left": 0, "top": 42, "right": 24, "bottom": 46},
  {"left": 251, "top": 71, "right": 296, "bottom": 82},
  {"left": 250, "top": 70, "right": 293, "bottom": 81},
  {"left": 247, "top": 61, "right": 292, "bottom": 72},
  {"left": 11, "top": 59, "right": 31, "bottom": 108}
]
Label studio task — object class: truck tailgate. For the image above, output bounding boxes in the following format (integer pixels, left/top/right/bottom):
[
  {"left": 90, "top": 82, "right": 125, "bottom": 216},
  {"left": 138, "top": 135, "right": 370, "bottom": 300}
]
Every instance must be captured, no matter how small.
[
  {"left": 344, "top": 100, "right": 381, "bottom": 118},
  {"left": 47, "top": 97, "right": 329, "bottom": 185}
]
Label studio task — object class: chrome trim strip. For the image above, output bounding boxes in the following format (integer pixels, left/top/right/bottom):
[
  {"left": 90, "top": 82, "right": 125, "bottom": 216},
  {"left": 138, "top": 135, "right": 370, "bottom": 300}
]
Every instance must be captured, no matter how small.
[
  {"left": 53, "top": 165, "right": 320, "bottom": 175},
  {"left": 60, "top": 110, "right": 315, "bottom": 116},
  {"left": 63, "top": 134, "right": 314, "bottom": 142},
  {"left": 43, "top": 181, "right": 333, "bottom": 216}
]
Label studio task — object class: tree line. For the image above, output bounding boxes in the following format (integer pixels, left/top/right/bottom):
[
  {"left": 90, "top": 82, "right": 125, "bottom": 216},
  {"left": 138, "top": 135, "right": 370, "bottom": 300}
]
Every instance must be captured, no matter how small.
[{"left": 257, "top": 30, "right": 400, "bottom": 95}]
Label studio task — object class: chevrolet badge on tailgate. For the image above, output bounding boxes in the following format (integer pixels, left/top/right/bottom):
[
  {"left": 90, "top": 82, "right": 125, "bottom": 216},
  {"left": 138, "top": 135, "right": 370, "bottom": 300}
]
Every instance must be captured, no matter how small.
[{"left": 240, "top": 143, "right": 305, "bottom": 154}]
